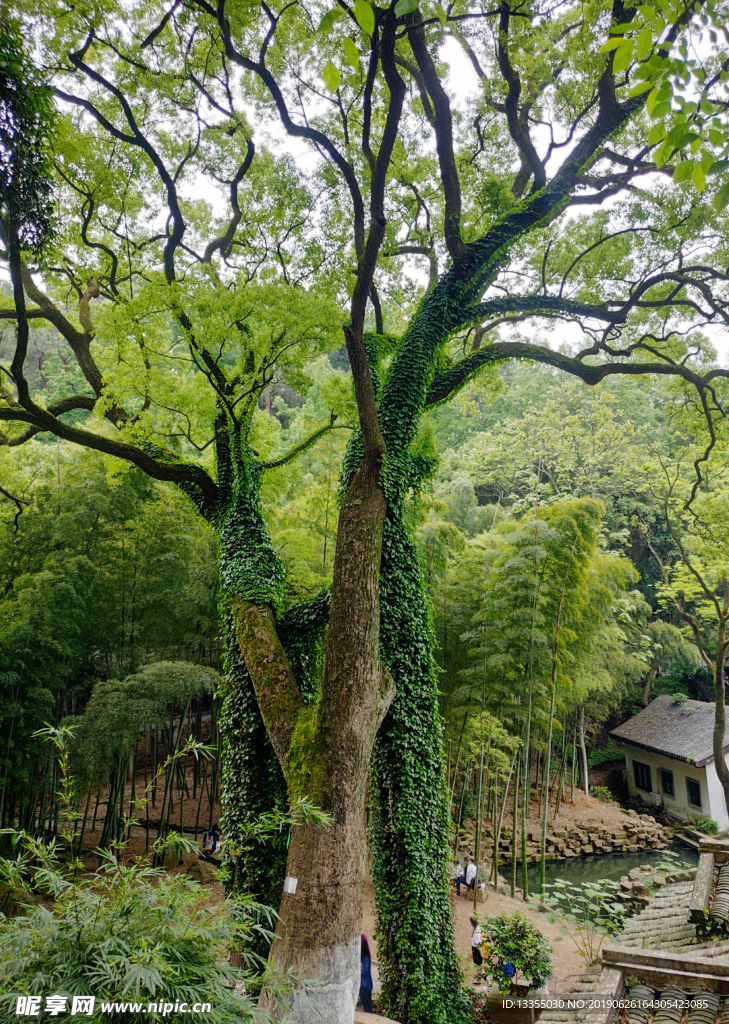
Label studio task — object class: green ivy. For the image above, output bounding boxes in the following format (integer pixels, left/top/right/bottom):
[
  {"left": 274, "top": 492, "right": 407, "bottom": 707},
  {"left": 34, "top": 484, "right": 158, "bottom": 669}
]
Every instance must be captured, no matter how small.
[{"left": 219, "top": 605, "right": 287, "bottom": 960}]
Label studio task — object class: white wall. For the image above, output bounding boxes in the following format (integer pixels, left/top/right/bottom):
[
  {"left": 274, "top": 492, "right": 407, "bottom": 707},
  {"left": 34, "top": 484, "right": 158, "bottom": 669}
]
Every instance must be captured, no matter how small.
[
  {"left": 705, "top": 760, "right": 729, "bottom": 830},
  {"left": 621, "top": 743, "right": 725, "bottom": 825}
]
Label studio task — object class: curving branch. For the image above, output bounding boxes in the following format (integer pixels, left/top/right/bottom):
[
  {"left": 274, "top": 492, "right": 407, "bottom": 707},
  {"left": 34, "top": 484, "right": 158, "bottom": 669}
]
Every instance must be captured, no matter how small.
[
  {"left": 0, "top": 484, "right": 28, "bottom": 533},
  {"left": 407, "top": 12, "right": 467, "bottom": 262},
  {"left": 424, "top": 338, "right": 729, "bottom": 407},
  {"left": 193, "top": 0, "right": 367, "bottom": 257},
  {"left": 496, "top": 2, "right": 546, "bottom": 194},
  {"left": 260, "top": 414, "right": 350, "bottom": 470},
  {"left": 202, "top": 137, "right": 256, "bottom": 262}
]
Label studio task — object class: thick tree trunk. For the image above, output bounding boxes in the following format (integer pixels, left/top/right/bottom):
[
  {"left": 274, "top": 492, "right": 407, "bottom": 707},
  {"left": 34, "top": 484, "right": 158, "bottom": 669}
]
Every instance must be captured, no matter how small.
[{"left": 237, "top": 454, "right": 392, "bottom": 1024}]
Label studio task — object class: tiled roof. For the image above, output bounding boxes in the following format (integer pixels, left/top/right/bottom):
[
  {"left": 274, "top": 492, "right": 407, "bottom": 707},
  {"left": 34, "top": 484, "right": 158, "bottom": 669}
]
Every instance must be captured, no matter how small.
[
  {"left": 617, "top": 880, "right": 729, "bottom": 958},
  {"left": 610, "top": 695, "right": 729, "bottom": 767}
]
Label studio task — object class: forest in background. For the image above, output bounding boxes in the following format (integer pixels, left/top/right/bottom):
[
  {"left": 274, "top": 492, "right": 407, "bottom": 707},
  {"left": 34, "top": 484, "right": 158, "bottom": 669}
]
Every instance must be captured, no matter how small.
[{"left": 1, "top": 350, "right": 714, "bottom": 858}]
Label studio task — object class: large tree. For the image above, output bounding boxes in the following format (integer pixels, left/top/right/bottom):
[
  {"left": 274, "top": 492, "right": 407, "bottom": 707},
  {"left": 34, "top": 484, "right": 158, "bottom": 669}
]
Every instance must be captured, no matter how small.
[{"left": 3, "top": 0, "right": 729, "bottom": 1018}]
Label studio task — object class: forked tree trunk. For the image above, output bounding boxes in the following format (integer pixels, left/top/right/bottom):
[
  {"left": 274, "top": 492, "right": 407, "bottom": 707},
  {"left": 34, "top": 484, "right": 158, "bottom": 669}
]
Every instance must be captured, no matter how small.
[{"left": 235, "top": 453, "right": 393, "bottom": 1024}]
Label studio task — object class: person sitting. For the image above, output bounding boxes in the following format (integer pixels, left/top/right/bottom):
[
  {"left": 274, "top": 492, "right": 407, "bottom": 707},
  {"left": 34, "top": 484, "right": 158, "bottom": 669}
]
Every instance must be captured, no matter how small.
[
  {"left": 452, "top": 858, "right": 465, "bottom": 893},
  {"left": 201, "top": 823, "right": 222, "bottom": 861},
  {"left": 455, "top": 855, "right": 476, "bottom": 896}
]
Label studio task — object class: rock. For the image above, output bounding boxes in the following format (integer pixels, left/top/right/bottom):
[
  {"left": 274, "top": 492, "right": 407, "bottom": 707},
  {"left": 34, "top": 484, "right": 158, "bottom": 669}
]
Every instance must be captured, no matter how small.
[
  {"left": 628, "top": 867, "right": 643, "bottom": 881},
  {"left": 620, "top": 881, "right": 633, "bottom": 892},
  {"left": 627, "top": 809, "right": 638, "bottom": 817},
  {"left": 632, "top": 882, "right": 649, "bottom": 897},
  {"left": 582, "top": 845, "right": 594, "bottom": 854},
  {"left": 628, "top": 844, "right": 639, "bottom": 853},
  {"left": 653, "top": 875, "right": 666, "bottom": 887},
  {"left": 187, "top": 858, "right": 217, "bottom": 884},
  {"left": 640, "top": 864, "right": 653, "bottom": 871}
]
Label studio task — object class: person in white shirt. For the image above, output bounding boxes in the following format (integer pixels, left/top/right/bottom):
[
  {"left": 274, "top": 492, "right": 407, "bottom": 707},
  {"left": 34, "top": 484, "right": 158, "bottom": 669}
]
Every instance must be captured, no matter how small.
[
  {"left": 455, "top": 855, "right": 477, "bottom": 895},
  {"left": 470, "top": 916, "right": 484, "bottom": 967}
]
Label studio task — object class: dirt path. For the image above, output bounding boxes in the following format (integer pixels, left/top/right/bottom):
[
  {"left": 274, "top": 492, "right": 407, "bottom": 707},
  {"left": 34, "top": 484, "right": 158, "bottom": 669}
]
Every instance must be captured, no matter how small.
[{"left": 361, "top": 873, "right": 585, "bottom": 997}]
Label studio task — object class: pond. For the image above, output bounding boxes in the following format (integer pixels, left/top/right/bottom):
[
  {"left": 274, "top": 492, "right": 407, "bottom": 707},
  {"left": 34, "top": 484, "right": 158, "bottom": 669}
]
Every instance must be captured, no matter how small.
[{"left": 523, "top": 841, "right": 698, "bottom": 894}]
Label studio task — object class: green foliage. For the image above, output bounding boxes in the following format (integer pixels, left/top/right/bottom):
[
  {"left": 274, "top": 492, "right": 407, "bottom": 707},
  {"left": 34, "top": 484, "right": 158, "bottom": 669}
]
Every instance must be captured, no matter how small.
[
  {"left": 0, "top": 21, "right": 55, "bottom": 253},
  {"left": 68, "top": 661, "right": 219, "bottom": 790},
  {"left": 537, "top": 878, "right": 626, "bottom": 965},
  {"left": 218, "top": 606, "right": 287, "bottom": 939},
  {"left": 0, "top": 838, "right": 267, "bottom": 1023},
  {"left": 588, "top": 741, "right": 625, "bottom": 768},
  {"left": 482, "top": 912, "right": 552, "bottom": 994},
  {"left": 688, "top": 812, "right": 718, "bottom": 835},
  {"left": 589, "top": 785, "right": 614, "bottom": 803}
]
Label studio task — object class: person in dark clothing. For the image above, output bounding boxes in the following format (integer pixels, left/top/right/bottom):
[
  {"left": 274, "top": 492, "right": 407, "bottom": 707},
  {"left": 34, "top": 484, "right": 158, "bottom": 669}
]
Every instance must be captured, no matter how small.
[{"left": 359, "top": 933, "right": 373, "bottom": 1013}]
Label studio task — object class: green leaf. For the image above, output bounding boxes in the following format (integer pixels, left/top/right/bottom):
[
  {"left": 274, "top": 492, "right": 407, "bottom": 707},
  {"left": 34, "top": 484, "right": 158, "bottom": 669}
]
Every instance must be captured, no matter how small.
[
  {"left": 599, "top": 36, "right": 627, "bottom": 52},
  {"left": 647, "top": 123, "right": 665, "bottom": 145},
  {"left": 651, "top": 101, "right": 671, "bottom": 120},
  {"left": 342, "top": 37, "right": 359, "bottom": 68},
  {"left": 646, "top": 88, "right": 660, "bottom": 115},
  {"left": 354, "top": 0, "right": 375, "bottom": 35},
  {"left": 692, "top": 162, "right": 706, "bottom": 192},
  {"left": 322, "top": 60, "right": 341, "bottom": 92},
  {"left": 395, "top": 0, "right": 419, "bottom": 15},
  {"left": 701, "top": 150, "right": 714, "bottom": 174},
  {"left": 672, "top": 160, "right": 694, "bottom": 183},
  {"left": 628, "top": 80, "right": 654, "bottom": 97},
  {"left": 635, "top": 27, "right": 653, "bottom": 60},
  {"left": 319, "top": 8, "right": 343, "bottom": 33},
  {"left": 709, "top": 159, "right": 729, "bottom": 176},
  {"left": 714, "top": 181, "right": 729, "bottom": 212},
  {"left": 435, "top": 1, "right": 447, "bottom": 24},
  {"left": 612, "top": 40, "right": 634, "bottom": 73}
]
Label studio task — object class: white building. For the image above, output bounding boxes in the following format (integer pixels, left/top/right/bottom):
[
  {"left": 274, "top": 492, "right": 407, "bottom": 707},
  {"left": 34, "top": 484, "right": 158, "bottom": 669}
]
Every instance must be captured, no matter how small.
[{"left": 611, "top": 694, "right": 729, "bottom": 830}]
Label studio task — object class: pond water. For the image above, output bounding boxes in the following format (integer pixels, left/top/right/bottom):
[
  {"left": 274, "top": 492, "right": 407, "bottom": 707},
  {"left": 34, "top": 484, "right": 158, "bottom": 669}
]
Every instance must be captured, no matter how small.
[{"left": 523, "top": 841, "right": 698, "bottom": 894}]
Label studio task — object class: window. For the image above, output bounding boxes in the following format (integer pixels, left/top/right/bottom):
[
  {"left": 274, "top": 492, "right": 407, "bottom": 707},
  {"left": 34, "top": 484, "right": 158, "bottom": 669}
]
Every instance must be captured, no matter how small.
[
  {"left": 633, "top": 760, "right": 652, "bottom": 793},
  {"left": 660, "top": 768, "right": 675, "bottom": 798},
  {"left": 687, "top": 778, "right": 702, "bottom": 808}
]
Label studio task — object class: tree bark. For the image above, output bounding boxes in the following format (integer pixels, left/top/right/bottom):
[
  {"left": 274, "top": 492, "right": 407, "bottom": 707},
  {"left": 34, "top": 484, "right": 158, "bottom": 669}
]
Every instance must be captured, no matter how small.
[{"left": 251, "top": 454, "right": 394, "bottom": 1023}]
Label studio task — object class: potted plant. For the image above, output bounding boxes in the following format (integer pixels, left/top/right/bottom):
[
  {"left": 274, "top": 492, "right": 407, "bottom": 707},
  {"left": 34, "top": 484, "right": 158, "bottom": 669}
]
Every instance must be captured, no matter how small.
[{"left": 483, "top": 911, "right": 552, "bottom": 1024}]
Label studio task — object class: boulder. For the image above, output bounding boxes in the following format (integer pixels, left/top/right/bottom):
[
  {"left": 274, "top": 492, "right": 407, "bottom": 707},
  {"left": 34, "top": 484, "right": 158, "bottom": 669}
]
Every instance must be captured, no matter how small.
[
  {"left": 187, "top": 858, "right": 217, "bottom": 885},
  {"left": 628, "top": 868, "right": 643, "bottom": 881},
  {"left": 653, "top": 875, "right": 666, "bottom": 887},
  {"left": 628, "top": 844, "right": 639, "bottom": 853}
]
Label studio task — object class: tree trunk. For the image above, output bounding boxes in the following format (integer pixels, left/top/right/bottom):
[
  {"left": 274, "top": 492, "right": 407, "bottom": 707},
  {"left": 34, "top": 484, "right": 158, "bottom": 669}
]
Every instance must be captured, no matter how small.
[
  {"left": 579, "top": 705, "right": 589, "bottom": 796},
  {"left": 240, "top": 454, "right": 393, "bottom": 1024},
  {"left": 370, "top": 513, "right": 469, "bottom": 1024},
  {"left": 642, "top": 664, "right": 657, "bottom": 705}
]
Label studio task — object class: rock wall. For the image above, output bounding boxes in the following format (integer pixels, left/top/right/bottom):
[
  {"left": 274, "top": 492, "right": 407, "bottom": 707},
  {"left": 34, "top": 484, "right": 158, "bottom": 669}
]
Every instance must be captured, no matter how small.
[{"left": 457, "top": 809, "right": 670, "bottom": 864}]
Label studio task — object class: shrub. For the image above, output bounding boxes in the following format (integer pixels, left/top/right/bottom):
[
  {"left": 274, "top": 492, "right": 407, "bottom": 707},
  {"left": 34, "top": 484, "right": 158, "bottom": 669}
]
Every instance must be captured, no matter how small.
[
  {"left": 689, "top": 812, "right": 718, "bottom": 835},
  {"left": 587, "top": 740, "right": 624, "bottom": 769},
  {"left": 0, "top": 852, "right": 266, "bottom": 1023},
  {"left": 482, "top": 911, "right": 552, "bottom": 994},
  {"left": 591, "top": 786, "right": 613, "bottom": 803}
]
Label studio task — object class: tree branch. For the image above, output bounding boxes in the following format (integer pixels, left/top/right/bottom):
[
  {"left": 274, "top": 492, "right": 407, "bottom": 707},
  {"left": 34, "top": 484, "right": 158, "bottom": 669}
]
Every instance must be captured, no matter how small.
[{"left": 260, "top": 414, "right": 350, "bottom": 470}]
